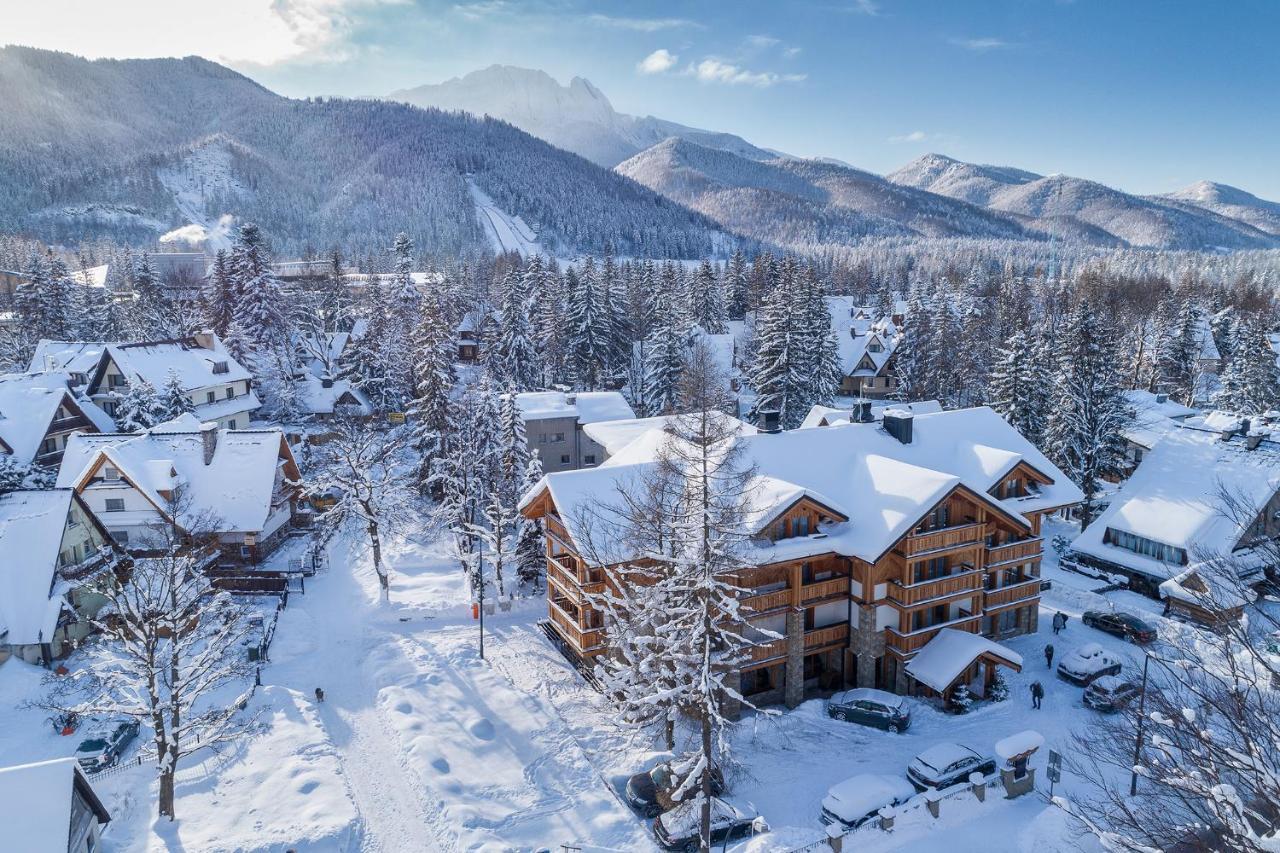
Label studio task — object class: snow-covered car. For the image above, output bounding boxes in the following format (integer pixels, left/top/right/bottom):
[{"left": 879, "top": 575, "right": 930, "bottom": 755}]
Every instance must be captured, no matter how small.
[
  {"left": 652, "top": 797, "right": 763, "bottom": 851},
  {"left": 1057, "top": 643, "right": 1123, "bottom": 686},
  {"left": 826, "top": 688, "right": 913, "bottom": 733},
  {"left": 75, "top": 719, "right": 140, "bottom": 774},
  {"left": 624, "top": 762, "right": 724, "bottom": 817},
  {"left": 820, "top": 773, "right": 916, "bottom": 828},
  {"left": 1083, "top": 676, "right": 1143, "bottom": 712},
  {"left": 1082, "top": 610, "right": 1157, "bottom": 644},
  {"left": 906, "top": 743, "right": 996, "bottom": 791}
]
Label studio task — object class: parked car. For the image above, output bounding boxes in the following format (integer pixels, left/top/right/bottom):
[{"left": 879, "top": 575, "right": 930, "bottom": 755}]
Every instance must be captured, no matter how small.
[
  {"left": 1083, "top": 675, "right": 1143, "bottom": 712},
  {"left": 820, "top": 773, "right": 916, "bottom": 828},
  {"left": 826, "top": 688, "right": 913, "bottom": 733},
  {"left": 625, "top": 761, "right": 724, "bottom": 818},
  {"left": 652, "top": 797, "right": 762, "bottom": 851},
  {"left": 1083, "top": 610, "right": 1157, "bottom": 644},
  {"left": 1057, "top": 643, "right": 1124, "bottom": 686},
  {"left": 75, "top": 719, "right": 140, "bottom": 774},
  {"left": 906, "top": 743, "right": 997, "bottom": 791}
]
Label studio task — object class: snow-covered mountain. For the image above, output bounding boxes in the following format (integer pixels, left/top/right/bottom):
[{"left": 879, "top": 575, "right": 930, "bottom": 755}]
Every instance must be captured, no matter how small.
[
  {"left": 1160, "top": 180, "right": 1280, "bottom": 237},
  {"left": 388, "top": 65, "right": 777, "bottom": 167},
  {"left": 616, "top": 138, "right": 1029, "bottom": 253},
  {"left": 888, "top": 153, "right": 1278, "bottom": 250},
  {"left": 0, "top": 47, "right": 730, "bottom": 258}
]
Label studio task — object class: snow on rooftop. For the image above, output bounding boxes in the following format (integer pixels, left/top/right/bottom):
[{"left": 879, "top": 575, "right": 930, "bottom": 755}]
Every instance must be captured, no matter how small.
[
  {"left": 994, "top": 730, "right": 1044, "bottom": 762},
  {"left": 583, "top": 414, "right": 756, "bottom": 458},
  {"left": 514, "top": 391, "right": 635, "bottom": 424},
  {"left": 108, "top": 335, "right": 251, "bottom": 392},
  {"left": 27, "top": 340, "right": 106, "bottom": 376},
  {"left": 904, "top": 628, "right": 1023, "bottom": 693},
  {"left": 799, "top": 400, "right": 943, "bottom": 430},
  {"left": 0, "top": 490, "right": 76, "bottom": 645},
  {"left": 1122, "top": 389, "right": 1199, "bottom": 450},
  {"left": 0, "top": 373, "right": 77, "bottom": 463},
  {"left": 0, "top": 757, "right": 106, "bottom": 853}
]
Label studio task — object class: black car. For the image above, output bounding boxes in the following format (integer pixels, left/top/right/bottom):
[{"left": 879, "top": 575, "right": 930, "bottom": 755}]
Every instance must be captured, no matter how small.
[
  {"left": 1083, "top": 676, "right": 1143, "bottom": 712},
  {"left": 1083, "top": 610, "right": 1157, "bottom": 644},
  {"left": 826, "top": 688, "right": 913, "bottom": 733},
  {"left": 653, "top": 798, "right": 762, "bottom": 851},
  {"left": 906, "top": 743, "right": 997, "bottom": 791},
  {"left": 75, "top": 719, "right": 140, "bottom": 774},
  {"left": 625, "top": 762, "right": 724, "bottom": 818}
]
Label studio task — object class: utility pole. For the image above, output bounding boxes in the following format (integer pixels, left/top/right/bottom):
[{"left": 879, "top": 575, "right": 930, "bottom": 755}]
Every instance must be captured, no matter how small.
[
  {"left": 1129, "top": 651, "right": 1151, "bottom": 796},
  {"left": 477, "top": 538, "right": 486, "bottom": 661}
]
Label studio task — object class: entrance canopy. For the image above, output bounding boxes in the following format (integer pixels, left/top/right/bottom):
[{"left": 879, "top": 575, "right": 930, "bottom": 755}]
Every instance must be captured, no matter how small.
[{"left": 905, "top": 628, "right": 1023, "bottom": 693}]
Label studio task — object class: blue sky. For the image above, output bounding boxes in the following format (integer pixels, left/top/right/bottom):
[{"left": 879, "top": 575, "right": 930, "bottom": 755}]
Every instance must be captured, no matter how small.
[{"left": 10, "top": 0, "right": 1280, "bottom": 197}]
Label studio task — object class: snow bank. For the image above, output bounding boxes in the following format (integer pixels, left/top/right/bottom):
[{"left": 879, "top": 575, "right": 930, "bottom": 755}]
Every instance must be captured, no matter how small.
[{"left": 995, "top": 729, "right": 1044, "bottom": 762}]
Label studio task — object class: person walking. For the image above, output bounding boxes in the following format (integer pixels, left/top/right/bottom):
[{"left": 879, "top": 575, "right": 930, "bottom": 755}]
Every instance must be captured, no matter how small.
[
  {"left": 1045, "top": 643, "right": 1055, "bottom": 668},
  {"left": 1030, "top": 681, "right": 1044, "bottom": 709},
  {"left": 1052, "top": 612, "right": 1066, "bottom": 634},
  {"left": 314, "top": 687, "right": 325, "bottom": 703}
]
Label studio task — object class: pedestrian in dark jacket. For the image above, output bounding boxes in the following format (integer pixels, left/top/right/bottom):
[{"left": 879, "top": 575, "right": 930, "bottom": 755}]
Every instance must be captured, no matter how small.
[
  {"left": 1030, "top": 681, "right": 1044, "bottom": 709},
  {"left": 1045, "top": 644, "right": 1054, "bottom": 668},
  {"left": 1052, "top": 612, "right": 1067, "bottom": 634},
  {"left": 315, "top": 687, "right": 325, "bottom": 703}
]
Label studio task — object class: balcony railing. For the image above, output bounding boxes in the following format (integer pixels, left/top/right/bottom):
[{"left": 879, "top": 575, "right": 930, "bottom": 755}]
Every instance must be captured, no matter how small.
[
  {"left": 986, "top": 537, "right": 1043, "bottom": 566},
  {"left": 747, "top": 638, "right": 787, "bottom": 664},
  {"left": 886, "top": 613, "right": 983, "bottom": 654},
  {"left": 800, "top": 576, "right": 848, "bottom": 604},
  {"left": 743, "top": 587, "right": 792, "bottom": 614},
  {"left": 547, "top": 599, "right": 606, "bottom": 653},
  {"left": 888, "top": 566, "right": 984, "bottom": 607},
  {"left": 900, "top": 522, "right": 986, "bottom": 557},
  {"left": 48, "top": 415, "right": 91, "bottom": 433},
  {"left": 545, "top": 558, "right": 583, "bottom": 603},
  {"left": 804, "top": 623, "right": 849, "bottom": 650},
  {"left": 982, "top": 577, "right": 1042, "bottom": 609}
]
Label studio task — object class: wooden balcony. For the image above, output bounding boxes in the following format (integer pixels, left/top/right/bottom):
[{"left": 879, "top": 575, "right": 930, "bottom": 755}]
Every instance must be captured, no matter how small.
[
  {"left": 544, "top": 513, "right": 570, "bottom": 543},
  {"left": 747, "top": 638, "right": 787, "bottom": 664},
  {"left": 743, "top": 587, "right": 792, "bottom": 614},
  {"left": 899, "top": 523, "right": 985, "bottom": 557},
  {"left": 982, "top": 578, "right": 1042, "bottom": 610},
  {"left": 547, "top": 599, "right": 605, "bottom": 654},
  {"left": 888, "top": 567, "right": 984, "bottom": 607},
  {"left": 986, "top": 537, "right": 1043, "bottom": 566},
  {"left": 804, "top": 623, "right": 849, "bottom": 650},
  {"left": 886, "top": 614, "right": 983, "bottom": 654},
  {"left": 800, "top": 576, "right": 848, "bottom": 605},
  {"left": 547, "top": 554, "right": 605, "bottom": 596}
]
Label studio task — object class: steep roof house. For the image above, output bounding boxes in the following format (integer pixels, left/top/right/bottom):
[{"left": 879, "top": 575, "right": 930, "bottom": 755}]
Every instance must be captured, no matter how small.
[
  {"left": 0, "top": 489, "right": 122, "bottom": 667},
  {"left": 0, "top": 757, "right": 111, "bottom": 853},
  {"left": 1120, "top": 389, "right": 1199, "bottom": 470},
  {"left": 826, "top": 297, "right": 903, "bottom": 399},
  {"left": 0, "top": 373, "right": 107, "bottom": 469},
  {"left": 56, "top": 414, "right": 303, "bottom": 566},
  {"left": 522, "top": 406, "right": 1082, "bottom": 708},
  {"left": 516, "top": 391, "right": 637, "bottom": 473}
]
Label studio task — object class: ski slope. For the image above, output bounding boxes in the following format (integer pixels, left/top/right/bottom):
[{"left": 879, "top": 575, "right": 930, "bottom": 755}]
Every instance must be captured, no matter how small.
[{"left": 468, "top": 179, "right": 542, "bottom": 257}]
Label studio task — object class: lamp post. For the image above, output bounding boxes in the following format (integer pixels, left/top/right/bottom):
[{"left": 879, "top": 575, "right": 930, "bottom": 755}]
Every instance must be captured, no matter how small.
[
  {"left": 477, "top": 538, "right": 486, "bottom": 661},
  {"left": 1129, "top": 651, "right": 1151, "bottom": 796}
]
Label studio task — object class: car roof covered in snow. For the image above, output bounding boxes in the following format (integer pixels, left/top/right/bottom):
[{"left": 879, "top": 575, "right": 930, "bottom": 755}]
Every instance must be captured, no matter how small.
[
  {"left": 657, "top": 796, "right": 749, "bottom": 836},
  {"left": 830, "top": 687, "right": 909, "bottom": 709},
  {"left": 0, "top": 757, "right": 110, "bottom": 853},
  {"left": 903, "top": 628, "right": 1023, "bottom": 693},
  {"left": 823, "top": 773, "right": 915, "bottom": 819},
  {"left": 1086, "top": 675, "right": 1128, "bottom": 693},
  {"left": 0, "top": 489, "right": 78, "bottom": 645},
  {"left": 524, "top": 406, "right": 1082, "bottom": 566},
  {"left": 911, "top": 742, "right": 982, "bottom": 773}
]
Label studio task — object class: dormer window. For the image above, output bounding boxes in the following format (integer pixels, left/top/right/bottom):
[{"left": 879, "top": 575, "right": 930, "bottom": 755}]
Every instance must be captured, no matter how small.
[
  {"left": 868, "top": 341, "right": 883, "bottom": 353},
  {"left": 212, "top": 361, "right": 229, "bottom": 374}
]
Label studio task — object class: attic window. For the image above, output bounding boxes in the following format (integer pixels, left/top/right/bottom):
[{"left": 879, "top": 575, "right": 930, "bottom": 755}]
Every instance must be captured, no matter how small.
[
  {"left": 212, "top": 361, "right": 229, "bottom": 374},
  {"left": 104, "top": 466, "right": 120, "bottom": 481},
  {"left": 868, "top": 342, "right": 883, "bottom": 353}
]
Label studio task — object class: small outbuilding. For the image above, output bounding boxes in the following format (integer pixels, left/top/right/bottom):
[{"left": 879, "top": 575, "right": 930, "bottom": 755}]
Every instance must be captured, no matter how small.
[{"left": 0, "top": 757, "right": 111, "bottom": 853}]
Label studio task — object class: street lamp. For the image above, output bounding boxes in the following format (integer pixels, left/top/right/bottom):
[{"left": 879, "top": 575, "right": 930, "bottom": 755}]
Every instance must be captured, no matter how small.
[
  {"left": 477, "top": 537, "right": 486, "bottom": 661},
  {"left": 1129, "top": 650, "right": 1152, "bottom": 796}
]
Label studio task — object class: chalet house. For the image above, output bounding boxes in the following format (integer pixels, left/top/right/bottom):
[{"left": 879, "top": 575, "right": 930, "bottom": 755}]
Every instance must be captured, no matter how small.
[
  {"left": 289, "top": 328, "right": 372, "bottom": 421},
  {"left": 55, "top": 414, "right": 303, "bottom": 565},
  {"left": 0, "top": 373, "right": 109, "bottom": 469},
  {"left": 0, "top": 489, "right": 121, "bottom": 667},
  {"left": 826, "top": 297, "right": 902, "bottom": 399},
  {"left": 456, "top": 310, "right": 498, "bottom": 363},
  {"left": 521, "top": 406, "right": 1082, "bottom": 709},
  {"left": 27, "top": 341, "right": 106, "bottom": 387},
  {"left": 1159, "top": 564, "right": 1251, "bottom": 628},
  {"left": 82, "top": 333, "right": 260, "bottom": 429},
  {"left": 1120, "top": 389, "right": 1198, "bottom": 470},
  {"left": 516, "top": 391, "right": 636, "bottom": 473},
  {"left": 1069, "top": 425, "right": 1280, "bottom": 597},
  {"left": 0, "top": 757, "right": 111, "bottom": 853}
]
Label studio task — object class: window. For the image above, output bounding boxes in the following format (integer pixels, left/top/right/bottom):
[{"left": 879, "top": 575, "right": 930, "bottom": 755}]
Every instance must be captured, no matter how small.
[
  {"left": 869, "top": 341, "right": 883, "bottom": 353},
  {"left": 1103, "top": 528, "right": 1188, "bottom": 565},
  {"left": 794, "top": 515, "right": 810, "bottom": 536},
  {"left": 226, "top": 387, "right": 235, "bottom": 399},
  {"left": 241, "top": 545, "right": 252, "bottom": 557},
  {"left": 105, "top": 498, "right": 125, "bottom": 512},
  {"left": 109, "top": 374, "right": 126, "bottom": 388},
  {"left": 206, "top": 391, "right": 216, "bottom": 404},
  {"left": 41, "top": 436, "right": 58, "bottom": 454},
  {"left": 101, "top": 400, "right": 117, "bottom": 416},
  {"left": 110, "top": 530, "right": 129, "bottom": 545},
  {"left": 584, "top": 454, "right": 596, "bottom": 465},
  {"left": 103, "top": 466, "right": 120, "bottom": 481},
  {"left": 228, "top": 419, "right": 237, "bottom": 429},
  {"left": 913, "top": 557, "right": 948, "bottom": 583},
  {"left": 538, "top": 434, "right": 549, "bottom": 444},
  {"left": 560, "top": 454, "right": 571, "bottom": 464},
  {"left": 554, "top": 432, "right": 565, "bottom": 442}
]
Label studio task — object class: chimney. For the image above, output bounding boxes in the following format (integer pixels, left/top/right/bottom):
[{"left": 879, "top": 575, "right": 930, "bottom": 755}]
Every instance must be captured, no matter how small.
[
  {"left": 565, "top": 393, "right": 577, "bottom": 406},
  {"left": 859, "top": 401, "right": 874, "bottom": 423},
  {"left": 883, "top": 409, "right": 914, "bottom": 444},
  {"left": 1240, "top": 418, "right": 1252, "bottom": 437},
  {"left": 1154, "top": 393, "right": 1168, "bottom": 404},
  {"left": 1246, "top": 433, "right": 1264, "bottom": 451},
  {"left": 192, "top": 329, "right": 216, "bottom": 351},
  {"left": 321, "top": 375, "right": 334, "bottom": 389},
  {"left": 758, "top": 410, "right": 781, "bottom": 434},
  {"left": 200, "top": 421, "right": 218, "bottom": 465}
]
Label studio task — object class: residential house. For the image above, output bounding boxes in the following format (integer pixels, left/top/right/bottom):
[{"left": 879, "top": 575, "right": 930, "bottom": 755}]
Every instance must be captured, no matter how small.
[
  {"left": 0, "top": 489, "right": 121, "bottom": 667},
  {"left": 456, "top": 310, "right": 498, "bottom": 363},
  {"left": 1159, "top": 564, "right": 1251, "bottom": 628},
  {"left": 289, "top": 327, "right": 372, "bottom": 422},
  {"left": 826, "top": 297, "right": 902, "bottom": 399},
  {"left": 28, "top": 342, "right": 107, "bottom": 388},
  {"left": 517, "top": 391, "right": 636, "bottom": 473},
  {"left": 0, "top": 757, "right": 111, "bottom": 853},
  {"left": 521, "top": 406, "right": 1082, "bottom": 708},
  {"left": 1120, "top": 389, "right": 1198, "bottom": 470},
  {"left": 1068, "top": 425, "right": 1280, "bottom": 597},
  {"left": 56, "top": 414, "right": 303, "bottom": 565},
  {"left": 0, "top": 373, "right": 109, "bottom": 470}
]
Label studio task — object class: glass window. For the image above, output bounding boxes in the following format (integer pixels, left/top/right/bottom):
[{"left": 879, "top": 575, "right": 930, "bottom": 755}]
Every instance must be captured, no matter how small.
[
  {"left": 206, "top": 391, "right": 216, "bottom": 403},
  {"left": 794, "top": 516, "right": 810, "bottom": 536},
  {"left": 105, "top": 498, "right": 125, "bottom": 512}
]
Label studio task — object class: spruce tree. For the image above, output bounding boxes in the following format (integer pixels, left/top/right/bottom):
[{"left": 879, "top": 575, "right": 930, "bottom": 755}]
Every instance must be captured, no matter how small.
[
  {"left": 642, "top": 273, "right": 685, "bottom": 416},
  {"left": 113, "top": 378, "right": 165, "bottom": 432},
  {"left": 725, "top": 250, "right": 749, "bottom": 321},
  {"left": 408, "top": 293, "right": 457, "bottom": 494},
  {"left": 1216, "top": 316, "right": 1280, "bottom": 415},
  {"left": 566, "top": 260, "right": 608, "bottom": 390},
  {"left": 749, "top": 276, "right": 796, "bottom": 428},
  {"left": 200, "top": 250, "right": 236, "bottom": 337},
  {"left": 690, "top": 259, "right": 727, "bottom": 334},
  {"left": 989, "top": 330, "right": 1051, "bottom": 444},
  {"left": 1155, "top": 299, "right": 1202, "bottom": 405},
  {"left": 157, "top": 369, "right": 195, "bottom": 421},
  {"left": 490, "top": 267, "right": 540, "bottom": 392}
]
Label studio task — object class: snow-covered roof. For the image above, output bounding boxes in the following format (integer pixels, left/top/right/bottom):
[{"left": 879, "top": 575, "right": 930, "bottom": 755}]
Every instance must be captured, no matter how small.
[
  {"left": 1071, "top": 429, "right": 1280, "bottom": 579},
  {"left": 57, "top": 418, "right": 295, "bottom": 534},
  {"left": 0, "top": 489, "right": 76, "bottom": 645},
  {"left": 295, "top": 376, "right": 372, "bottom": 416},
  {"left": 27, "top": 341, "right": 107, "bottom": 377},
  {"left": 102, "top": 334, "right": 252, "bottom": 391},
  {"left": 1121, "top": 389, "right": 1199, "bottom": 450},
  {"left": 515, "top": 391, "right": 635, "bottom": 425},
  {"left": 68, "top": 264, "right": 109, "bottom": 288},
  {"left": 583, "top": 415, "right": 757, "bottom": 458},
  {"left": 526, "top": 406, "right": 1082, "bottom": 566},
  {"left": 903, "top": 628, "right": 1023, "bottom": 692},
  {"left": 994, "top": 730, "right": 1044, "bottom": 762},
  {"left": 0, "top": 373, "right": 81, "bottom": 464},
  {"left": 1158, "top": 564, "right": 1252, "bottom": 611},
  {"left": 826, "top": 296, "right": 900, "bottom": 377},
  {"left": 800, "top": 400, "right": 944, "bottom": 430},
  {"left": 0, "top": 758, "right": 109, "bottom": 853}
]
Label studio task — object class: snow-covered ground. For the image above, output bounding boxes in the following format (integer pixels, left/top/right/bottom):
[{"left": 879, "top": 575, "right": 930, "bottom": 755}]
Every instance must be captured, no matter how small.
[
  {"left": 468, "top": 179, "right": 542, "bottom": 257},
  {"left": 2, "top": 513, "right": 1255, "bottom": 851}
]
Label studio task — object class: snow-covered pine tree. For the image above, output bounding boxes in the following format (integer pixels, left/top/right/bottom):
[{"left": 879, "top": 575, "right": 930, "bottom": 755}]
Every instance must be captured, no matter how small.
[
  {"left": 112, "top": 378, "right": 165, "bottom": 432},
  {"left": 515, "top": 449, "right": 545, "bottom": 588},
  {"left": 1043, "top": 299, "right": 1132, "bottom": 527},
  {"left": 528, "top": 257, "right": 567, "bottom": 388},
  {"left": 1216, "top": 315, "right": 1280, "bottom": 414},
  {"left": 725, "top": 250, "right": 749, "bottom": 321},
  {"left": 642, "top": 271, "right": 686, "bottom": 417},
  {"left": 892, "top": 280, "right": 931, "bottom": 402},
  {"left": 0, "top": 455, "right": 28, "bottom": 495},
  {"left": 600, "top": 252, "right": 632, "bottom": 384},
  {"left": 200, "top": 250, "right": 237, "bottom": 337},
  {"left": 131, "top": 252, "right": 171, "bottom": 337},
  {"left": 924, "top": 280, "right": 960, "bottom": 404},
  {"left": 748, "top": 273, "right": 796, "bottom": 429},
  {"left": 408, "top": 293, "right": 458, "bottom": 494},
  {"left": 490, "top": 267, "right": 540, "bottom": 391},
  {"left": 464, "top": 388, "right": 533, "bottom": 598},
  {"left": 1155, "top": 298, "right": 1202, "bottom": 405},
  {"left": 989, "top": 330, "right": 1051, "bottom": 444},
  {"left": 438, "top": 376, "right": 501, "bottom": 583},
  {"left": 796, "top": 264, "right": 841, "bottom": 413},
  {"left": 157, "top": 369, "right": 194, "bottom": 421},
  {"left": 318, "top": 249, "right": 355, "bottom": 333},
  {"left": 566, "top": 259, "right": 609, "bottom": 390},
  {"left": 691, "top": 259, "right": 727, "bottom": 334},
  {"left": 382, "top": 232, "right": 421, "bottom": 411}
]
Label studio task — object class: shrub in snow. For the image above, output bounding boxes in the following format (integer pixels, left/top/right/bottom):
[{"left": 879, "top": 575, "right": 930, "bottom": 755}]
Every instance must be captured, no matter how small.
[
  {"left": 949, "top": 684, "right": 974, "bottom": 714},
  {"left": 990, "top": 672, "right": 1010, "bottom": 702}
]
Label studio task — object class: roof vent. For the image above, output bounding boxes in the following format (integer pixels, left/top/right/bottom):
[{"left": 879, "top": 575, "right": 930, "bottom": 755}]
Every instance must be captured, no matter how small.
[
  {"left": 758, "top": 410, "right": 781, "bottom": 434},
  {"left": 883, "top": 410, "right": 914, "bottom": 444},
  {"left": 321, "top": 375, "right": 334, "bottom": 389},
  {"left": 200, "top": 421, "right": 218, "bottom": 465},
  {"left": 211, "top": 361, "right": 229, "bottom": 375},
  {"left": 565, "top": 393, "right": 577, "bottom": 406}
]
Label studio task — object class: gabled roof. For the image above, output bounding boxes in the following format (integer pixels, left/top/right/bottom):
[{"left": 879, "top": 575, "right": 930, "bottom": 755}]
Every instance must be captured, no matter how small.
[
  {"left": 826, "top": 296, "right": 900, "bottom": 377},
  {"left": 1121, "top": 389, "right": 1199, "bottom": 450},
  {"left": 93, "top": 334, "right": 251, "bottom": 392},
  {"left": 905, "top": 628, "right": 1023, "bottom": 692},
  {"left": 295, "top": 376, "right": 371, "bottom": 416},
  {"left": 1072, "top": 429, "right": 1280, "bottom": 579},
  {"left": 0, "top": 758, "right": 110, "bottom": 853},
  {"left": 583, "top": 414, "right": 757, "bottom": 458},
  {"left": 0, "top": 490, "right": 79, "bottom": 645},
  {"left": 0, "top": 373, "right": 85, "bottom": 465},
  {"left": 56, "top": 417, "right": 298, "bottom": 534},
  {"left": 28, "top": 341, "right": 108, "bottom": 376},
  {"left": 524, "top": 406, "right": 1083, "bottom": 567}
]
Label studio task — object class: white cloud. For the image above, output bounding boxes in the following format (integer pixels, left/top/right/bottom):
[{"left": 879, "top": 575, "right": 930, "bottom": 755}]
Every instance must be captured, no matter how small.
[
  {"left": 851, "top": 0, "right": 880, "bottom": 15},
  {"left": 783, "top": 46, "right": 803, "bottom": 59},
  {"left": 889, "top": 130, "right": 928, "bottom": 143},
  {"left": 637, "top": 49, "right": 679, "bottom": 75},
  {"left": 588, "top": 13, "right": 698, "bottom": 32},
  {"left": 745, "top": 34, "right": 781, "bottom": 49},
  {"left": 950, "top": 37, "right": 1012, "bottom": 52},
  {"left": 4, "top": 0, "right": 403, "bottom": 66},
  {"left": 688, "top": 59, "right": 806, "bottom": 87}
]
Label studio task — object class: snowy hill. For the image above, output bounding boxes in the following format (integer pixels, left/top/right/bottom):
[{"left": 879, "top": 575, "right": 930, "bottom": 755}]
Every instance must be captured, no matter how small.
[
  {"left": 1160, "top": 180, "right": 1280, "bottom": 237},
  {"left": 889, "top": 153, "right": 1279, "bottom": 250},
  {"left": 616, "top": 138, "right": 1030, "bottom": 253},
  {"left": 389, "top": 65, "right": 777, "bottom": 167},
  {"left": 0, "top": 48, "right": 729, "bottom": 258}
]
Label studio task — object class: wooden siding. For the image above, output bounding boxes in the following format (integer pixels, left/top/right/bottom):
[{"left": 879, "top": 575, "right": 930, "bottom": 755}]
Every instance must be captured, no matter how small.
[
  {"left": 982, "top": 579, "right": 1042, "bottom": 610},
  {"left": 899, "top": 522, "right": 985, "bottom": 556},
  {"left": 886, "top": 614, "right": 983, "bottom": 654},
  {"left": 887, "top": 567, "right": 984, "bottom": 607},
  {"left": 986, "top": 537, "right": 1042, "bottom": 566}
]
